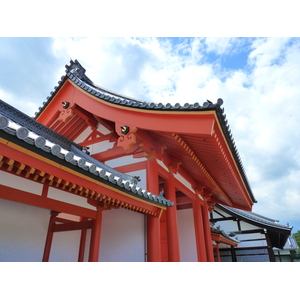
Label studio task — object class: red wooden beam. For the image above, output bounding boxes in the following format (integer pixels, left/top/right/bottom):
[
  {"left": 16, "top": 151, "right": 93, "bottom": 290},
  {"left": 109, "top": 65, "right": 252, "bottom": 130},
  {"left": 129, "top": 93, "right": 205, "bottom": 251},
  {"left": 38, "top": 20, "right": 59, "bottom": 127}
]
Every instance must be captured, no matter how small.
[
  {"left": 88, "top": 205, "right": 103, "bottom": 262},
  {"left": 0, "top": 142, "right": 163, "bottom": 215},
  {"left": 52, "top": 220, "right": 93, "bottom": 232},
  {"left": 43, "top": 211, "right": 59, "bottom": 262},
  {"left": 0, "top": 184, "right": 96, "bottom": 219},
  {"left": 37, "top": 81, "right": 216, "bottom": 136}
]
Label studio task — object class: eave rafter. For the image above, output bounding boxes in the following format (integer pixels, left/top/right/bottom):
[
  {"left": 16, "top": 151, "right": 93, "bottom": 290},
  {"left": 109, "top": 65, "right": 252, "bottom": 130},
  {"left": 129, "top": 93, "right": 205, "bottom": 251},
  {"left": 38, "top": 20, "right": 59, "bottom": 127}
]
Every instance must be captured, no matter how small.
[
  {"left": 211, "top": 128, "right": 252, "bottom": 208},
  {"left": 171, "top": 133, "right": 233, "bottom": 206},
  {"left": 212, "top": 123, "right": 253, "bottom": 209},
  {"left": 0, "top": 149, "right": 161, "bottom": 217}
]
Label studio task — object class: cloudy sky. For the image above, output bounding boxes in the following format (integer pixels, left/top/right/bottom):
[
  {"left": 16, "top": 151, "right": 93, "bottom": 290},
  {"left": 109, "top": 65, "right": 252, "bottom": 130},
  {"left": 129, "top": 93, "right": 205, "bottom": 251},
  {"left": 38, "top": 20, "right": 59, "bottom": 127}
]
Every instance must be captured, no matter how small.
[{"left": 1, "top": 37, "right": 300, "bottom": 234}]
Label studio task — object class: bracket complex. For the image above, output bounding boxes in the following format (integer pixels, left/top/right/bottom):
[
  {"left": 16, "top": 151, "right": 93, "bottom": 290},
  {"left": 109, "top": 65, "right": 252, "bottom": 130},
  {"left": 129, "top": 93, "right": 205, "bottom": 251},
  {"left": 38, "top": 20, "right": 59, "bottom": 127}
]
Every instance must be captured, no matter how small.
[
  {"left": 58, "top": 101, "right": 74, "bottom": 123},
  {"left": 115, "top": 123, "right": 138, "bottom": 151}
]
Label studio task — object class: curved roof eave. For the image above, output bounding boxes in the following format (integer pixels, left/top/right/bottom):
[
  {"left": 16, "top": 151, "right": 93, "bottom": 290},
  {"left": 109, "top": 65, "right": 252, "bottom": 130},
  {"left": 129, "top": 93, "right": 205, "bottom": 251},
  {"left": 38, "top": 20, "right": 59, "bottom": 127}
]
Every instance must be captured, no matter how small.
[
  {"left": 34, "top": 59, "right": 257, "bottom": 205},
  {"left": 0, "top": 99, "right": 173, "bottom": 208}
]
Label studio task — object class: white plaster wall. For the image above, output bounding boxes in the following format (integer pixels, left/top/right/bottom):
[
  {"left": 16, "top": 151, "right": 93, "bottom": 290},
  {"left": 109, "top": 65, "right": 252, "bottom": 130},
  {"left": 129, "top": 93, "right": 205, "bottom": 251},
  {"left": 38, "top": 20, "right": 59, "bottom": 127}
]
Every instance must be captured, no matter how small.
[
  {"left": 49, "top": 230, "right": 82, "bottom": 262},
  {"left": 89, "top": 140, "right": 115, "bottom": 155},
  {"left": 105, "top": 155, "right": 146, "bottom": 168},
  {"left": 73, "top": 126, "right": 93, "bottom": 144},
  {"left": 177, "top": 208, "right": 197, "bottom": 262},
  {"left": 239, "top": 221, "right": 259, "bottom": 231},
  {"left": 0, "top": 170, "right": 43, "bottom": 195},
  {"left": 0, "top": 198, "right": 49, "bottom": 262},
  {"left": 47, "top": 187, "right": 95, "bottom": 210},
  {"left": 0, "top": 198, "right": 91, "bottom": 262},
  {"left": 99, "top": 208, "right": 145, "bottom": 262}
]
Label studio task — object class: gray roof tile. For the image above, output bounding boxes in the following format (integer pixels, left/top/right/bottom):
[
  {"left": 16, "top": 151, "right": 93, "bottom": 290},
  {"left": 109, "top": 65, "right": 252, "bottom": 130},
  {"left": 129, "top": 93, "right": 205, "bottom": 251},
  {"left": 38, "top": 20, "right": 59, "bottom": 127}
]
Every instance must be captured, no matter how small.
[{"left": 0, "top": 99, "right": 173, "bottom": 208}]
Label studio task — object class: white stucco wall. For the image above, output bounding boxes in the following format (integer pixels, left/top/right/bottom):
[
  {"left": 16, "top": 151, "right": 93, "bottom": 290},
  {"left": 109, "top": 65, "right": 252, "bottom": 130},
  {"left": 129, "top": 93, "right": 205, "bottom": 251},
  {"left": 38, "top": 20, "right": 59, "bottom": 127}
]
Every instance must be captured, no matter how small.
[
  {"left": 0, "top": 198, "right": 49, "bottom": 262},
  {"left": 105, "top": 155, "right": 147, "bottom": 168},
  {"left": 49, "top": 229, "right": 83, "bottom": 262},
  {"left": 0, "top": 170, "right": 43, "bottom": 195},
  {"left": 47, "top": 187, "right": 96, "bottom": 211},
  {"left": 99, "top": 208, "right": 146, "bottom": 262},
  {"left": 177, "top": 208, "right": 197, "bottom": 262},
  {"left": 0, "top": 197, "right": 89, "bottom": 262}
]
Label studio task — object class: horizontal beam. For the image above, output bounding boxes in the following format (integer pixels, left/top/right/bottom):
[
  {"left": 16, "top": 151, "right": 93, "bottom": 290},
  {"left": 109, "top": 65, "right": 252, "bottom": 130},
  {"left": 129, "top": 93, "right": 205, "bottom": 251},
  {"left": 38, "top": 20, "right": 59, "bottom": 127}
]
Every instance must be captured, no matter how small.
[
  {"left": 0, "top": 183, "right": 96, "bottom": 219},
  {"left": 65, "top": 81, "right": 217, "bottom": 135},
  {"left": 52, "top": 220, "right": 93, "bottom": 232},
  {"left": 0, "top": 140, "right": 164, "bottom": 216}
]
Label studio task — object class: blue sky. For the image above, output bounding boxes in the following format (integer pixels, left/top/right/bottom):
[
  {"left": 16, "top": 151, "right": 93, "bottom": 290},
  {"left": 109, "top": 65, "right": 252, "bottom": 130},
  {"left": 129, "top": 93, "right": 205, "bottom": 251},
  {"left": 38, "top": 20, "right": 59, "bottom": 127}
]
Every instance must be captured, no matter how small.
[{"left": 1, "top": 37, "right": 300, "bottom": 235}]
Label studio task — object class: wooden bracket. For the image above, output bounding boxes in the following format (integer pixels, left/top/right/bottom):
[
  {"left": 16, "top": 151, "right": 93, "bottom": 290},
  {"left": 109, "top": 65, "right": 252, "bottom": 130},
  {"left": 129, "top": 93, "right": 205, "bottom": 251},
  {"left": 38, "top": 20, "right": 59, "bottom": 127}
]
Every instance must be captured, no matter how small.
[
  {"left": 115, "top": 123, "right": 138, "bottom": 151},
  {"left": 58, "top": 101, "right": 75, "bottom": 123}
]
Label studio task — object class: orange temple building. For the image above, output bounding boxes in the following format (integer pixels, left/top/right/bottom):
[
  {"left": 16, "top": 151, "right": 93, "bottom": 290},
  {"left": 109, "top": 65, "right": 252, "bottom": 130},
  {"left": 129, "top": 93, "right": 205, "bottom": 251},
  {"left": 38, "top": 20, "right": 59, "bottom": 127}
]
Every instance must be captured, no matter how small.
[{"left": 0, "top": 60, "right": 259, "bottom": 262}]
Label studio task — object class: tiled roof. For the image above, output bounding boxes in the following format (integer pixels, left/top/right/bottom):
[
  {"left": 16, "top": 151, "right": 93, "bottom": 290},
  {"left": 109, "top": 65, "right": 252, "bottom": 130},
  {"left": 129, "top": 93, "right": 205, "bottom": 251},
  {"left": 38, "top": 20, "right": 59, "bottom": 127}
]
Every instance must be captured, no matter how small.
[
  {"left": 274, "top": 235, "right": 299, "bottom": 251},
  {"left": 216, "top": 204, "right": 292, "bottom": 231},
  {"left": 34, "top": 59, "right": 256, "bottom": 204},
  {"left": 0, "top": 99, "right": 173, "bottom": 208},
  {"left": 211, "top": 224, "right": 240, "bottom": 244}
]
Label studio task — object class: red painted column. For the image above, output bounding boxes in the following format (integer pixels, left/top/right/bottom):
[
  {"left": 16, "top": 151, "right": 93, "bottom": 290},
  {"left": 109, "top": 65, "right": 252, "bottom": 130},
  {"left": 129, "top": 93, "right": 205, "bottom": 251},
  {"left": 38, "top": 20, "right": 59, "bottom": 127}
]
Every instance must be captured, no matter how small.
[
  {"left": 192, "top": 198, "right": 207, "bottom": 262},
  {"left": 215, "top": 245, "right": 221, "bottom": 262},
  {"left": 88, "top": 205, "right": 103, "bottom": 262},
  {"left": 202, "top": 203, "right": 214, "bottom": 262},
  {"left": 147, "top": 216, "right": 161, "bottom": 262},
  {"left": 165, "top": 173, "right": 180, "bottom": 262},
  {"left": 78, "top": 217, "right": 88, "bottom": 262},
  {"left": 146, "top": 158, "right": 161, "bottom": 262},
  {"left": 42, "top": 211, "right": 59, "bottom": 262}
]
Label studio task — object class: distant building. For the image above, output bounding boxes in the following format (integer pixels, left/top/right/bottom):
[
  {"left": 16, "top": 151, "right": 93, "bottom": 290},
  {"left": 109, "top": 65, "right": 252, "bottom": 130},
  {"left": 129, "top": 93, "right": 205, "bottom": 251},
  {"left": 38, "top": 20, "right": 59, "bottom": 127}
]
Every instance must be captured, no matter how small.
[
  {"left": 0, "top": 60, "right": 294, "bottom": 261},
  {"left": 210, "top": 204, "right": 295, "bottom": 262}
]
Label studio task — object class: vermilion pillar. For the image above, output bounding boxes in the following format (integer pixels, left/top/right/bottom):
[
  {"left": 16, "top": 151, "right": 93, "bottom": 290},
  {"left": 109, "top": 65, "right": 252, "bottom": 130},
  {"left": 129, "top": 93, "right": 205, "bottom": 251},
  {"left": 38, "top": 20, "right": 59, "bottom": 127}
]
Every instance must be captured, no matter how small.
[
  {"left": 78, "top": 217, "right": 88, "bottom": 262},
  {"left": 88, "top": 205, "right": 103, "bottom": 262},
  {"left": 202, "top": 203, "right": 214, "bottom": 262},
  {"left": 146, "top": 158, "right": 161, "bottom": 262},
  {"left": 192, "top": 198, "right": 207, "bottom": 262},
  {"left": 165, "top": 173, "right": 180, "bottom": 262},
  {"left": 147, "top": 216, "right": 161, "bottom": 262},
  {"left": 42, "top": 211, "right": 59, "bottom": 262},
  {"left": 215, "top": 244, "right": 221, "bottom": 262}
]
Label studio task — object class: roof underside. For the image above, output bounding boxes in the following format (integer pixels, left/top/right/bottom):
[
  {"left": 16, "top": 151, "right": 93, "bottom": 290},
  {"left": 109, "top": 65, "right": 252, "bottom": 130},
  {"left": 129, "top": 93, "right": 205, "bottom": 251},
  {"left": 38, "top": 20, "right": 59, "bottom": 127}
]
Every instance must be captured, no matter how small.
[{"left": 148, "top": 130, "right": 251, "bottom": 208}]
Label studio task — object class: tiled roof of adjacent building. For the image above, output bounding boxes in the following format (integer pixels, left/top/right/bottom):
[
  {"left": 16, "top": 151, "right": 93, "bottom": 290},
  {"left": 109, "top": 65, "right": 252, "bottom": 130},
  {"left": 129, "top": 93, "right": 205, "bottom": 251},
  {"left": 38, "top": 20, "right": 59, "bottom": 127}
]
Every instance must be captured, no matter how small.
[
  {"left": 34, "top": 59, "right": 256, "bottom": 204},
  {"left": 216, "top": 203, "right": 292, "bottom": 231},
  {"left": 214, "top": 204, "right": 293, "bottom": 249},
  {"left": 274, "top": 235, "right": 299, "bottom": 251},
  {"left": 211, "top": 223, "right": 240, "bottom": 244},
  {"left": 0, "top": 99, "right": 173, "bottom": 208}
]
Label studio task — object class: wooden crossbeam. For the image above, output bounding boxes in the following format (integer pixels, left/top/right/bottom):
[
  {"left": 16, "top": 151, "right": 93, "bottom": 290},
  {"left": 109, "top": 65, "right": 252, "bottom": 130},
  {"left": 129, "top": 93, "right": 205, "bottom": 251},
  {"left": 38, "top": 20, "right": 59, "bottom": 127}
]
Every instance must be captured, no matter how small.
[{"left": 52, "top": 220, "right": 93, "bottom": 232}]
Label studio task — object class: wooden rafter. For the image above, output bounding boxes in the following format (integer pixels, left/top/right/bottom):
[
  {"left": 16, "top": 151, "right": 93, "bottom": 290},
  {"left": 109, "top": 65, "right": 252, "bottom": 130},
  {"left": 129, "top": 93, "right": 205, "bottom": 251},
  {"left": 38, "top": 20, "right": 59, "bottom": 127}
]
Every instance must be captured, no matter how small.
[
  {"left": 0, "top": 151, "right": 161, "bottom": 217},
  {"left": 172, "top": 133, "right": 233, "bottom": 206}
]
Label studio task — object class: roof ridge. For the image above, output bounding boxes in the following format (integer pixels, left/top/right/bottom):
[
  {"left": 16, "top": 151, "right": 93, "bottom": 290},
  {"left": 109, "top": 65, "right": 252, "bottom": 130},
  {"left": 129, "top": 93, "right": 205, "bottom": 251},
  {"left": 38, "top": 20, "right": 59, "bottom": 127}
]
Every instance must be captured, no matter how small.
[{"left": 34, "top": 59, "right": 224, "bottom": 118}]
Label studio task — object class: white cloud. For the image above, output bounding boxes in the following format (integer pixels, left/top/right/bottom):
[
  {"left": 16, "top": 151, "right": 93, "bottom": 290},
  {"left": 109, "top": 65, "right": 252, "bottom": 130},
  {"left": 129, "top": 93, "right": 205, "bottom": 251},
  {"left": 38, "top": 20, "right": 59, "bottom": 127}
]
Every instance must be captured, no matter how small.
[
  {"left": 204, "top": 37, "right": 239, "bottom": 55},
  {"left": 0, "top": 88, "right": 39, "bottom": 117},
  {"left": 248, "top": 37, "right": 291, "bottom": 68}
]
